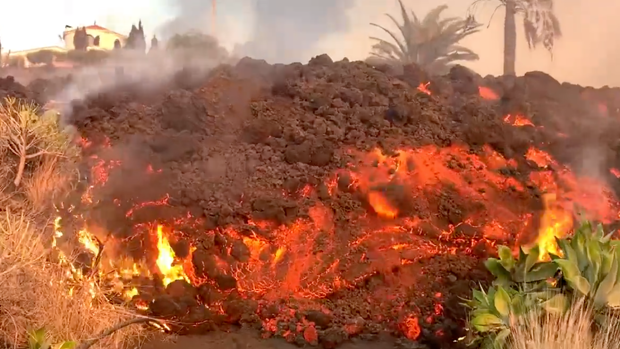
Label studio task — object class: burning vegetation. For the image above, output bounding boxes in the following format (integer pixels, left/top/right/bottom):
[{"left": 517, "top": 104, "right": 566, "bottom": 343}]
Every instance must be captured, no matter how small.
[{"left": 2, "top": 52, "right": 620, "bottom": 349}]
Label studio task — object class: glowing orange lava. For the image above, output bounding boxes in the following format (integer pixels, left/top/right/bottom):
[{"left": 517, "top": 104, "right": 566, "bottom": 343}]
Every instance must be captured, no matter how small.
[
  {"left": 478, "top": 86, "right": 499, "bottom": 100},
  {"left": 504, "top": 114, "right": 534, "bottom": 127},
  {"left": 417, "top": 82, "right": 431, "bottom": 95}
]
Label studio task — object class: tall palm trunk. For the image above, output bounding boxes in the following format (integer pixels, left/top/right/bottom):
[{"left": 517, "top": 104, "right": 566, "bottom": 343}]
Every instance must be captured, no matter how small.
[{"left": 503, "top": 0, "right": 517, "bottom": 76}]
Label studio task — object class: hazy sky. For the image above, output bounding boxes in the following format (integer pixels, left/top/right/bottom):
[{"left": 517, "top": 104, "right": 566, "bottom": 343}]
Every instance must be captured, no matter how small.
[{"left": 1, "top": 0, "right": 618, "bottom": 87}]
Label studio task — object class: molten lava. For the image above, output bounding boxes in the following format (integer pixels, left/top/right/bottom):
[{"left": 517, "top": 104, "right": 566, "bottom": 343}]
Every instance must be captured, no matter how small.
[
  {"left": 52, "top": 125, "right": 620, "bottom": 343},
  {"left": 479, "top": 86, "right": 499, "bottom": 100}
]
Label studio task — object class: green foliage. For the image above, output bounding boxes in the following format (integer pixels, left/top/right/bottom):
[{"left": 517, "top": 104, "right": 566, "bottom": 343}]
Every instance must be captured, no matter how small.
[
  {"left": 28, "top": 327, "right": 76, "bottom": 349},
  {"left": 485, "top": 244, "right": 558, "bottom": 287},
  {"left": 553, "top": 221, "right": 620, "bottom": 308},
  {"left": 465, "top": 276, "right": 566, "bottom": 347},
  {"left": 368, "top": 1, "right": 482, "bottom": 74},
  {"left": 466, "top": 220, "right": 620, "bottom": 348}
]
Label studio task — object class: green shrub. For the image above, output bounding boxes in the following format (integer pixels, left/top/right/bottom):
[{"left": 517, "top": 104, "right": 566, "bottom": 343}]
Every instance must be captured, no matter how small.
[{"left": 466, "top": 220, "right": 620, "bottom": 348}]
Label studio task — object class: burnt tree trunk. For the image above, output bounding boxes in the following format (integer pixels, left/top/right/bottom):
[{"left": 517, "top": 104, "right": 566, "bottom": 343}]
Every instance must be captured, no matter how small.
[{"left": 503, "top": 0, "right": 517, "bottom": 76}]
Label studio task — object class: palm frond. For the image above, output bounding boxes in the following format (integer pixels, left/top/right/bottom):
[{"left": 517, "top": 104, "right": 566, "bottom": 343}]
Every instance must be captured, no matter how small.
[
  {"left": 520, "top": 0, "right": 561, "bottom": 52},
  {"left": 368, "top": 2, "right": 480, "bottom": 74}
]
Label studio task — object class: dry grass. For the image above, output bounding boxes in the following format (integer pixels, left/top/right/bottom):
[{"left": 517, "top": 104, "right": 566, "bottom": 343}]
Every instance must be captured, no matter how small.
[
  {"left": 508, "top": 298, "right": 620, "bottom": 349},
  {"left": 22, "top": 155, "right": 75, "bottom": 214},
  {"left": 0, "top": 210, "right": 146, "bottom": 348}
]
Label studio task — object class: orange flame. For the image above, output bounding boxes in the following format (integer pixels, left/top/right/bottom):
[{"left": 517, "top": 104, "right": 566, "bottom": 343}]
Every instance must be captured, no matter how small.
[
  {"left": 154, "top": 225, "right": 189, "bottom": 286},
  {"left": 417, "top": 82, "right": 431, "bottom": 95},
  {"left": 535, "top": 193, "right": 573, "bottom": 259},
  {"left": 504, "top": 114, "right": 534, "bottom": 127}
]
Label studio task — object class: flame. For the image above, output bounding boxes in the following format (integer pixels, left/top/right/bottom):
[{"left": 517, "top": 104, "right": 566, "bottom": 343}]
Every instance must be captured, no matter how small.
[
  {"left": 368, "top": 191, "right": 398, "bottom": 218},
  {"left": 535, "top": 193, "right": 573, "bottom": 259},
  {"left": 504, "top": 114, "right": 534, "bottom": 127},
  {"left": 154, "top": 225, "right": 189, "bottom": 286},
  {"left": 417, "top": 82, "right": 431, "bottom": 95}
]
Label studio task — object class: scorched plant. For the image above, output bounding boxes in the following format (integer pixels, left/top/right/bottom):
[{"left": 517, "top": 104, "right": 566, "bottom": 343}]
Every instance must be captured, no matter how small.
[{"left": 0, "top": 97, "right": 73, "bottom": 187}]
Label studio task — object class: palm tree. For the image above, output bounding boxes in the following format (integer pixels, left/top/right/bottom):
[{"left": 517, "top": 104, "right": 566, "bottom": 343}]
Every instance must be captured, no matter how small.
[
  {"left": 368, "top": 1, "right": 482, "bottom": 75},
  {"left": 470, "top": 0, "right": 561, "bottom": 76}
]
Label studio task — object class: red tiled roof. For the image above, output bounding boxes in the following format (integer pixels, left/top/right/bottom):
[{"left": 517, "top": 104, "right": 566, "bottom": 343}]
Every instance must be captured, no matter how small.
[
  {"left": 64, "top": 25, "right": 127, "bottom": 38},
  {"left": 85, "top": 24, "right": 108, "bottom": 31}
]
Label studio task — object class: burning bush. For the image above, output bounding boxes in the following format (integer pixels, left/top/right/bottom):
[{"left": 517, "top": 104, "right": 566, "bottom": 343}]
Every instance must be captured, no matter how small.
[{"left": 0, "top": 210, "right": 147, "bottom": 348}]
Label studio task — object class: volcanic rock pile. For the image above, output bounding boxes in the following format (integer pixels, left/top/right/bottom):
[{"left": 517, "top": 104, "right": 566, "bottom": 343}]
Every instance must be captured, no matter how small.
[{"left": 6, "top": 55, "right": 620, "bottom": 348}]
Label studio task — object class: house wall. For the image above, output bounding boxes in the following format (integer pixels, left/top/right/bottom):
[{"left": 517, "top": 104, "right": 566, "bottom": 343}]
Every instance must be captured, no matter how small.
[{"left": 63, "top": 29, "right": 127, "bottom": 50}]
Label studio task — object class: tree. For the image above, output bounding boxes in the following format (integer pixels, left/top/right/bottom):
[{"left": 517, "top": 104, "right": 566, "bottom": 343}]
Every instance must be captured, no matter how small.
[
  {"left": 0, "top": 97, "right": 72, "bottom": 187},
  {"left": 368, "top": 1, "right": 482, "bottom": 75},
  {"left": 73, "top": 27, "right": 89, "bottom": 51},
  {"left": 125, "top": 20, "right": 146, "bottom": 52},
  {"left": 469, "top": 0, "right": 561, "bottom": 76},
  {"left": 148, "top": 36, "right": 159, "bottom": 55}
]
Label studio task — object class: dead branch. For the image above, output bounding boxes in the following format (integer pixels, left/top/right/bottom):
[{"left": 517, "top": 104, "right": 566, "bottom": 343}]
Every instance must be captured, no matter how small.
[
  {"left": 75, "top": 318, "right": 165, "bottom": 349},
  {"left": 0, "top": 97, "right": 68, "bottom": 187}
]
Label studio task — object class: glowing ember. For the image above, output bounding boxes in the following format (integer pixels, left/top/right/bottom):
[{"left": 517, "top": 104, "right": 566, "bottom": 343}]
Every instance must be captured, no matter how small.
[
  {"left": 504, "top": 114, "right": 535, "bottom": 127},
  {"left": 478, "top": 86, "right": 499, "bottom": 100},
  {"left": 400, "top": 315, "right": 421, "bottom": 340},
  {"left": 417, "top": 82, "right": 431, "bottom": 95},
  {"left": 611, "top": 168, "right": 620, "bottom": 178},
  {"left": 525, "top": 147, "right": 554, "bottom": 168}
]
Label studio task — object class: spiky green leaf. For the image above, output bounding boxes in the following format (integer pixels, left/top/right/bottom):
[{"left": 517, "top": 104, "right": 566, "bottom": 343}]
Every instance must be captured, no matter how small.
[
  {"left": 594, "top": 253, "right": 618, "bottom": 307},
  {"left": 494, "top": 286, "right": 511, "bottom": 317},
  {"left": 471, "top": 313, "right": 504, "bottom": 332}
]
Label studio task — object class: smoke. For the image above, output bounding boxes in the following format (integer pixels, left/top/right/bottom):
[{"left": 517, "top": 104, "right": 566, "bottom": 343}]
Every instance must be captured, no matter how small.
[
  {"left": 53, "top": 47, "right": 231, "bottom": 128},
  {"left": 157, "top": 0, "right": 355, "bottom": 64},
  {"left": 157, "top": 0, "right": 212, "bottom": 40},
  {"left": 236, "top": 0, "right": 356, "bottom": 63}
]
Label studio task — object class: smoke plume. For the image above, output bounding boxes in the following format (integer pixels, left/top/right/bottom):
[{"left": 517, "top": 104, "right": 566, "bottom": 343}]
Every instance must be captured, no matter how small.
[
  {"left": 160, "top": 0, "right": 355, "bottom": 63},
  {"left": 238, "top": 0, "right": 356, "bottom": 63}
]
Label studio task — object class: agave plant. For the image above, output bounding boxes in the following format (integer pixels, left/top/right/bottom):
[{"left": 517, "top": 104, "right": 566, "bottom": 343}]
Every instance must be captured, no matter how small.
[
  {"left": 368, "top": 1, "right": 482, "bottom": 75},
  {"left": 466, "top": 244, "right": 565, "bottom": 348},
  {"left": 485, "top": 244, "right": 559, "bottom": 287},
  {"left": 466, "top": 283, "right": 567, "bottom": 348},
  {"left": 552, "top": 221, "right": 620, "bottom": 308}
]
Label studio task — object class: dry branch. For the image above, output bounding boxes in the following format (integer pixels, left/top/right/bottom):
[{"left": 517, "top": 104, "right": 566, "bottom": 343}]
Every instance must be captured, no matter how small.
[
  {"left": 0, "top": 97, "right": 72, "bottom": 187},
  {"left": 75, "top": 318, "right": 164, "bottom": 349}
]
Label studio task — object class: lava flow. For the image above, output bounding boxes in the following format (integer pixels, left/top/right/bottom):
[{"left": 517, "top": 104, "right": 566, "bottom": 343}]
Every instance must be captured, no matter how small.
[
  {"left": 50, "top": 131, "right": 620, "bottom": 345},
  {"left": 44, "top": 57, "right": 620, "bottom": 348}
]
